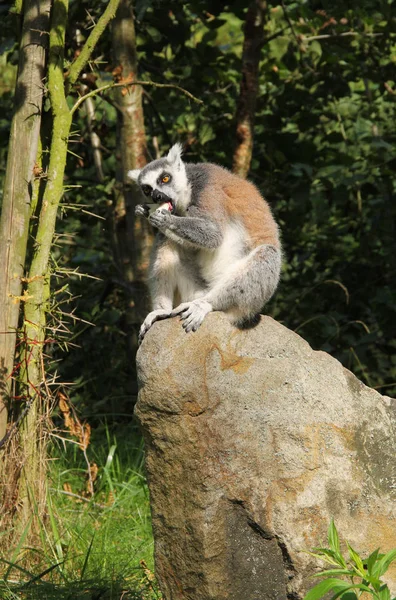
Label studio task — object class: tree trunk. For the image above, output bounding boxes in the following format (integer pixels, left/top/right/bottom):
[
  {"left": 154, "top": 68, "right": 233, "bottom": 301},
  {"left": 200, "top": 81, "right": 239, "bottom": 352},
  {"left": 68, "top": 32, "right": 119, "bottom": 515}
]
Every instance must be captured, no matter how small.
[
  {"left": 84, "top": 91, "right": 105, "bottom": 183},
  {"left": 13, "top": 0, "right": 73, "bottom": 534},
  {"left": 111, "top": 0, "right": 151, "bottom": 357},
  {"left": 0, "top": 0, "right": 51, "bottom": 441},
  {"left": 232, "top": 1, "right": 267, "bottom": 178},
  {"left": 1, "top": 0, "right": 122, "bottom": 542}
]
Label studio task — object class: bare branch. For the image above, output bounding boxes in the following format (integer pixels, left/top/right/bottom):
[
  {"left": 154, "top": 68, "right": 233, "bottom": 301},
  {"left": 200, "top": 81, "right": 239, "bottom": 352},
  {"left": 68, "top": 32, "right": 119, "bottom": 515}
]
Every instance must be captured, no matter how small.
[
  {"left": 70, "top": 79, "right": 203, "bottom": 116},
  {"left": 302, "top": 31, "right": 384, "bottom": 42},
  {"left": 384, "top": 82, "right": 396, "bottom": 95}
]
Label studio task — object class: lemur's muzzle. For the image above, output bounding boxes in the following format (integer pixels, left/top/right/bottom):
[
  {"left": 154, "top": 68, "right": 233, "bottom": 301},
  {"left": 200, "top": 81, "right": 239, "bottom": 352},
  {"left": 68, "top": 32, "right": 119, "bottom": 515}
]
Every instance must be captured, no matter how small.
[{"left": 152, "top": 189, "right": 171, "bottom": 204}]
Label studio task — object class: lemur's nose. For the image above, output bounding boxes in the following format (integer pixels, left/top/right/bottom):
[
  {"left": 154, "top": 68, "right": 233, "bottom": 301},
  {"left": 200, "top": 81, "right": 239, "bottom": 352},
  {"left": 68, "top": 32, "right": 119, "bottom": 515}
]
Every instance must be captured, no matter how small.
[{"left": 152, "top": 189, "right": 167, "bottom": 203}]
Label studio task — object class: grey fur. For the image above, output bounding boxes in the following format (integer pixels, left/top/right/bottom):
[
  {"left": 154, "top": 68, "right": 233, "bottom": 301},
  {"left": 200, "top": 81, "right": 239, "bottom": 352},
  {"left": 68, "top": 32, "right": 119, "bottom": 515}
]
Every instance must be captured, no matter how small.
[
  {"left": 185, "top": 164, "right": 210, "bottom": 207},
  {"left": 170, "top": 245, "right": 281, "bottom": 332},
  {"left": 205, "top": 245, "right": 282, "bottom": 319},
  {"left": 138, "top": 158, "right": 169, "bottom": 182},
  {"left": 148, "top": 209, "right": 223, "bottom": 249},
  {"left": 135, "top": 144, "right": 282, "bottom": 342},
  {"left": 157, "top": 234, "right": 208, "bottom": 288}
]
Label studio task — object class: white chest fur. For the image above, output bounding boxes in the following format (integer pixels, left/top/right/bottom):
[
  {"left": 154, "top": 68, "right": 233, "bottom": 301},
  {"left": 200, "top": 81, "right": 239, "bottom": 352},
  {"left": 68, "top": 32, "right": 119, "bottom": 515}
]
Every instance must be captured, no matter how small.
[{"left": 197, "top": 222, "right": 247, "bottom": 285}]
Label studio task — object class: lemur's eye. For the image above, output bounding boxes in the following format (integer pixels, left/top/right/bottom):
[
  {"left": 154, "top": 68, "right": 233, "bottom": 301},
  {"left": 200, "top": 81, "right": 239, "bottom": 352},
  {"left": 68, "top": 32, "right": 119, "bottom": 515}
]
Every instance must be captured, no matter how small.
[
  {"left": 161, "top": 174, "right": 171, "bottom": 184},
  {"left": 142, "top": 185, "right": 152, "bottom": 196}
]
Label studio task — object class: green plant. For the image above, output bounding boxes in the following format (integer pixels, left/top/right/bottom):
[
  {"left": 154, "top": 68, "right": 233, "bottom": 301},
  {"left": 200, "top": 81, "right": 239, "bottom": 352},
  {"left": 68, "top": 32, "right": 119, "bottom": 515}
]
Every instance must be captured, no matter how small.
[
  {"left": 0, "top": 423, "right": 160, "bottom": 599},
  {"left": 304, "top": 520, "right": 396, "bottom": 600}
]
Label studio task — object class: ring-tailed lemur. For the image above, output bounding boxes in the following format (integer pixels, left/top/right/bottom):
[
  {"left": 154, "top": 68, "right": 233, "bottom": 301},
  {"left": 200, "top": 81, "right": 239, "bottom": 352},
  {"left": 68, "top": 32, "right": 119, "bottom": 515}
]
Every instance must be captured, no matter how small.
[{"left": 128, "top": 144, "right": 281, "bottom": 344}]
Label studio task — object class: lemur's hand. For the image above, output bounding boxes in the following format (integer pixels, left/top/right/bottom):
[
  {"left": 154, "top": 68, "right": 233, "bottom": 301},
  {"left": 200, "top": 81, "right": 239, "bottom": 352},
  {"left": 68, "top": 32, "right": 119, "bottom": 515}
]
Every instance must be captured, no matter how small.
[
  {"left": 139, "top": 308, "right": 172, "bottom": 344},
  {"left": 135, "top": 204, "right": 150, "bottom": 218},
  {"left": 149, "top": 208, "right": 172, "bottom": 230}
]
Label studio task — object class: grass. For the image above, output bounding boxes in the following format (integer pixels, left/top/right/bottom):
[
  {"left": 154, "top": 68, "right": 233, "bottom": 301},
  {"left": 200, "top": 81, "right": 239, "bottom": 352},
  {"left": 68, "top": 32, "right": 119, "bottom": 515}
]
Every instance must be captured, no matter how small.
[{"left": 0, "top": 422, "right": 161, "bottom": 599}]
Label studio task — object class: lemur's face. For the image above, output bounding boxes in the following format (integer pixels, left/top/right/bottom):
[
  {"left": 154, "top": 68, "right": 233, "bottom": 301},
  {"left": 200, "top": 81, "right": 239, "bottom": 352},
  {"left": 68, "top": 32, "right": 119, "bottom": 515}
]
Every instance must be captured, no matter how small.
[{"left": 128, "top": 144, "right": 191, "bottom": 214}]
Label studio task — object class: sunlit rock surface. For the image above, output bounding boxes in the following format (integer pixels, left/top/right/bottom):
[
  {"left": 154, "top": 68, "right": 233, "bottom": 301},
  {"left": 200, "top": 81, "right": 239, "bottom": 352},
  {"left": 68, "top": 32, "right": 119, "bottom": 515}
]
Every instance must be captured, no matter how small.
[{"left": 136, "top": 313, "right": 396, "bottom": 600}]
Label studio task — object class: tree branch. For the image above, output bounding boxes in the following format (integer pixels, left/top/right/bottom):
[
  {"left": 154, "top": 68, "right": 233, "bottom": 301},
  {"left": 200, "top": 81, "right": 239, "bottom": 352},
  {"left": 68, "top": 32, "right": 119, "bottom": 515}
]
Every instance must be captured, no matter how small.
[
  {"left": 70, "top": 78, "right": 203, "bottom": 116},
  {"left": 280, "top": 0, "right": 301, "bottom": 49},
  {"left": 302, "top": 32, "right": 384, "bottom": 42},
  {"left": 66, "top": 0, "right": 122, "bottom": 93}
]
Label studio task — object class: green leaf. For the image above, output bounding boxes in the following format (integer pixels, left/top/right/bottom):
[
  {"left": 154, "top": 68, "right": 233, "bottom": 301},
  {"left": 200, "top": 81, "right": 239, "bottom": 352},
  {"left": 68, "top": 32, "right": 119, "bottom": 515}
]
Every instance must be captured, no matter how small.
[
  {"left": 199, "top": 123, "right": 215, "bottom": 145},
  {"left": 373, "top": 549, "right": 396, "bottom": 578},
  {"left": 331, "top": 583, "right": 374, "bottom": 599},
  {"left": 362, "top": 573, "right": 382, "bottom": 589},
  {"left": 328, "top": 520, "right": 341, "bottom": 554},
  {"left": 304, "top": 579, "right": 356, "bottom": 600},
  {"left": 22, "top": 561, "right": 65, "bottom": 587},
  {"left": 312, "top": 569, "right": 355, "bottom": 578},
  {"left": 378, "top": 585, "right": 391, "bottom": 600},
  {"left": 366, "top": 548, "right": 380, "bottom": 575},
  {"left": 4, "top": 517, "right": 32, "bottom": 580},
  {"left": 80, "top": 535, "right": 95, "bottom": 581},
  {"left": 326, "top": 521, "right": 347, "bottom": 567},
  {"left": 346, "top": 542, "right": 365, "bottom": 575},
  {"left": 0, "top": 558, "right": 35, "bottom": 579},
  {"left": 309, "top": 548, "right": 344, "bottom": 567}
]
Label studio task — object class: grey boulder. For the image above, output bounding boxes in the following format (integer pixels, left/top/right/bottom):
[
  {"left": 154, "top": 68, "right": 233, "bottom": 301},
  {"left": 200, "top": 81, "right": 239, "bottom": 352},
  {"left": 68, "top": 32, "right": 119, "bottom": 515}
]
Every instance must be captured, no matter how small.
[{"left": 136, "top": 313, "right": 396, "bottom": 600}]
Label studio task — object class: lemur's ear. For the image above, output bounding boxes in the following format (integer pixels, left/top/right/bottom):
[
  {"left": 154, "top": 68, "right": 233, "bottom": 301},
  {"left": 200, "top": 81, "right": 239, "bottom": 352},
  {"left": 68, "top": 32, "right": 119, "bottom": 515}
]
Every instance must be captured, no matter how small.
[
  {"left": 127, "top": 169, "right": 141, "bottom": 182},
  {"left": 167, "top": 143, "right": 183, "bottom": 168}
]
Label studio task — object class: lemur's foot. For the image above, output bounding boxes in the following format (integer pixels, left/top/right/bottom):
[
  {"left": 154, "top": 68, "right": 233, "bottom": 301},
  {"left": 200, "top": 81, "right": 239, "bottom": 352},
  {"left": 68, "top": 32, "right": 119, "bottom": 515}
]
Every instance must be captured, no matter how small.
[
  {"left": 139, "top": 309, "right": 172, "bottom": 344},
  {"left": 171, "top": 299, "right": 213, "bottom": 333}
]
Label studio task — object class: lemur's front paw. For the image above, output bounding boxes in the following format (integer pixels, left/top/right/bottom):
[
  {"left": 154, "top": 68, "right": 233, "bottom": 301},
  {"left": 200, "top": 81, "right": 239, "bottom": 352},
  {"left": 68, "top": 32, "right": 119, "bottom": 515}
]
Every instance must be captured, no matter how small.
[
  {"left": 135, "top": 204, "right": 150, "bottom": 218},
  {"left": 171, "top": 299, "right": 213, "bottom": 333},
  {"left": 148, "top": 208, "right": 172, "bottom": 230},
  {"left": 139, "top": 309, "right": 172, "bottom": 344}
]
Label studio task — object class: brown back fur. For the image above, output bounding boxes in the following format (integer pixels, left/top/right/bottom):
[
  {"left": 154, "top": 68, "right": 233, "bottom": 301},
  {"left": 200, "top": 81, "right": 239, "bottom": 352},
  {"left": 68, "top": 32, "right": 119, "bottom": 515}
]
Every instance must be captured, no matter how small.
[{"left": 199, "top": 164, "right": 280, "bottom": 249}]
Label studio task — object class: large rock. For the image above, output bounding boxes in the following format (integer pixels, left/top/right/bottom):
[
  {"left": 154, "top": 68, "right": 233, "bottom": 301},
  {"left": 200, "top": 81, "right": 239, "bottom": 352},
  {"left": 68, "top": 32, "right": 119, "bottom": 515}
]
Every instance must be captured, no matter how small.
[{"left": 135, "top": 314, "right": 396, "bottom": 600}]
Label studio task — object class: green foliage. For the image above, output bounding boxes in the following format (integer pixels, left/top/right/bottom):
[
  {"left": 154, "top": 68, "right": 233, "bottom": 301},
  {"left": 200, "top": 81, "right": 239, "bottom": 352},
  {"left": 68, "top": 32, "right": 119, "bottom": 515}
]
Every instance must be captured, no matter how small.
[
  {"left": 0, "top": 423, "right": 160, "bottom": 599},
  {"left": 304, "top": 520, "right": 396, "bottom": 600},
  {"left": 253, "top": 2, "right": 396, "bottom": 394}
]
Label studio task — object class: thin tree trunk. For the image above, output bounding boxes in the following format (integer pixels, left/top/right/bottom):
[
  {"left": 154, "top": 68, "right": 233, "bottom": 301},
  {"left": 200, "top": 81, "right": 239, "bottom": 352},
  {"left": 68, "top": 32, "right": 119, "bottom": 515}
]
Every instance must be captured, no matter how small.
[
  {"left": 1, "top": 0, "right": 122, "bottom": 541},
  {"left": 11, "top": 0, "right": 73, "bottom": 536},
  {"left": 0, "top": 0, "right": 51, "bottom": 440},
  {"left": 232, "top": 0, "right": 267, "bottom": 178},
  {"left": 84, "top": 90, "right": 105, "bottom": 183},
  {"left": 111, "top": 0, "right": 151, "bottom": 355},
  {"left": 12, "top": 0, "right": 121, "bottom": 537}
]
